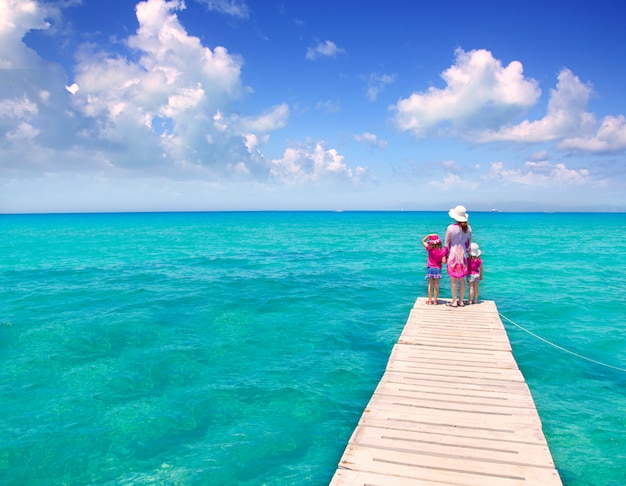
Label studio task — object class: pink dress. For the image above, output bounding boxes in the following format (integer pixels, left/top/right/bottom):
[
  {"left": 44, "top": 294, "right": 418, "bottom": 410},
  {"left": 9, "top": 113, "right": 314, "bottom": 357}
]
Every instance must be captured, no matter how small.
[
  {"left": 468, "top": 257, "right": 483, "bottom": 282},
  {"left": 444, "top": 223, "right": 472, "bottom": 278},
  {"left": 426, "top": 247, "right": 447, "bottom": 269},
  {"left": 424, "top": 247, "right": 448, "bottom": 279}
]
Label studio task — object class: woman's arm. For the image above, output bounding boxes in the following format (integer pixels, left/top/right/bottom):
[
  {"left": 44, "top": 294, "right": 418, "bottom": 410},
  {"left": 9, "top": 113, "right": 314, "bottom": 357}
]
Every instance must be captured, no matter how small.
[{"left": 444, "top": 227, "right": 451, "bottom": 251}]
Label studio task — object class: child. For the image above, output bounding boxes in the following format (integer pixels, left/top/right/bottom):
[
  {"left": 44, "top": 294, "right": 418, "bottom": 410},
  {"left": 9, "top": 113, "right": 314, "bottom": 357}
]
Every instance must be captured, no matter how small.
[
  {"left": 467, "top": 242, "right": 483, "bottom": 304},
  {"left": 421, "top": 234, "right": 447, "bottom": 305}
]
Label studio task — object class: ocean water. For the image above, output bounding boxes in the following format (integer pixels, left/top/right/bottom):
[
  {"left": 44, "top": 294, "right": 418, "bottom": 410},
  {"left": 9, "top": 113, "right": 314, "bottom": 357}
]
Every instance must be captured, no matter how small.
[{"left": 1, "top": 211, "right": 625, "bottom": 486}]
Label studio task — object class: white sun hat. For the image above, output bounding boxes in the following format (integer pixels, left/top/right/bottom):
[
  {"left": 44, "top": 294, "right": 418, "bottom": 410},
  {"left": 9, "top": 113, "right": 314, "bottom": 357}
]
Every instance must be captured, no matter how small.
[
  {"left": 469, "top": 242, "right": 481, "bottom": 256},
  {"left": 448, "top": 205, "right": 469, "bottom": 222}
]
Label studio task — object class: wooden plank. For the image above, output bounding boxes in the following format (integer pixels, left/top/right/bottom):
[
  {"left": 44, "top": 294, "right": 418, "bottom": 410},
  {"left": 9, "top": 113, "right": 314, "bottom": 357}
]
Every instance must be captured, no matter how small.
[
  {"left": 333, "top": 445, "right": 562, "bottom": 486},
  {"left": 347, "top": 426, "right": 556, "bottom": 467},
  {"left": 388, "top": 345, "right": 519, "bottom": 369},
  {"left": 363, "top": 395, "right": 542, "bottom": 426},
  {"left": 358, "top": 402, "right": 542, "bottom": 429},
  {"left": 357, "top": 414, "right": 551, "bottom": 445},
  {"left": 330, "top": 469, "right": 435, "bottom": 486},
  {"left": 329, "top": 298, "right": 562, "bottom": 485},
  {"left": 373, "top": 380, "right": 537, "bottom": 408},
  {"left": 379, "top": 370, "right": 531, "bottom": 395},
  {"left": 386, "top": 359, "right": 526, "bottom": 382}
]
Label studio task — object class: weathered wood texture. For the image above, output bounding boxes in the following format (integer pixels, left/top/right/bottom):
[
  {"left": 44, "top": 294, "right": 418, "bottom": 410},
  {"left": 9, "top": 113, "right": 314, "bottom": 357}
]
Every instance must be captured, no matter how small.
[{"left": 329, "top": 298, "right": 562, "bottom": 485}]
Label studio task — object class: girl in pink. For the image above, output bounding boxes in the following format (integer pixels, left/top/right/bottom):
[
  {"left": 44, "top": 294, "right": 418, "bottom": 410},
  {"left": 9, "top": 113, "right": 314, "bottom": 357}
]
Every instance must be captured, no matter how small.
[
  {"left": 444, "top": 205, "right": 472, "bottom": 307},
  {"left": 421, "top": 234, "right": 447, "bottom": 305},
  {"left": 467, "top": 242, "right": 483, "bottom": 304}
]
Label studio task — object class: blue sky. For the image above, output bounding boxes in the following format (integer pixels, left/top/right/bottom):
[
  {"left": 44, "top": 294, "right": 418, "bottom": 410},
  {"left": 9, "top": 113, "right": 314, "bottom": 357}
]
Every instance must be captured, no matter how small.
[{"left": 2, "top": 0, "right": 626, "bottom": 212}]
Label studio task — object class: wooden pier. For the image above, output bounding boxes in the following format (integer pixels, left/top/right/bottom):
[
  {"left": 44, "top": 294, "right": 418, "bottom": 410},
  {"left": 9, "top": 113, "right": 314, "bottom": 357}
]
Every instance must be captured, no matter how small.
[{"left": 329, "top": 298, "right": 562, "bottom": 485}]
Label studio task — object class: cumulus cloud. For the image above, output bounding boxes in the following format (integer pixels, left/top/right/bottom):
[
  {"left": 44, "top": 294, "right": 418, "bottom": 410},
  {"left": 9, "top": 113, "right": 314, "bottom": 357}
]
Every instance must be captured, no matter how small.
[
  {"left": 0, "top": 0, "right": 83, "bottom": 157},
  {"left": 429, "top": 171, "right": 480, "bottom": 191},
  {"left": 269, "top": 142, "right": 366, "bottom": 184},
  {"left": 393, "top": 48, "right": 540, "bottom": 137},
  {"left": 0, "top": 96, "right": 38, "bottom": 118},
  {"left": 64, "top": 0, "right": 254, "bottom": 171},
  {"left": 6, "top": 121, "right": 39, "bottom": 140},
  {"left": 354, "top": 132, "right": 387, "bottom": 149},
  {"left": 235, "top": 103, "right": 289, "bottom": 133},
  {"left": 559, "top": 114, "right": 626, "bottom": 153},
  {"left": 243, "top": 133, "right": 268, "bottom": 154},
  {"left": 488, "top": 160, "right": 590, "bottom": 186},
  {"left": 476, "top": 68, "right": 595, "bottom": 143},
  {"left": 393, "top": 48, "right": 626, "bottom": 155},
  {"left": 476, "top": 68, "right": 626, "bottom": 154},
  {"left": 0, "top": 0, "right": 317, "bottom": 181},
  {"left": 0, "top": 0, "right": 51, "bottom": 70},
  {"left": 305, "top": 40, "right": 345, "bottom": 60},
  {"left": 120, "top": 0, "right": 244, "bottom": 103}
]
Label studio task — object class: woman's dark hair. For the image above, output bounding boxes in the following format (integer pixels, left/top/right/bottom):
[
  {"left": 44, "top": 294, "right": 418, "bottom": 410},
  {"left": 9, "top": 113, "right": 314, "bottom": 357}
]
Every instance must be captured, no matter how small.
[{"left": 458, "top": 221, "right": 468, "bottom": 233}]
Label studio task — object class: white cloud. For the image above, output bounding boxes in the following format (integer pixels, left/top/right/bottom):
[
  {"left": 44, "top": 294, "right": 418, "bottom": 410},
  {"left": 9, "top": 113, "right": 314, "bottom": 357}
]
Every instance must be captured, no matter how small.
[
  {"left": 0, "top": 1, "right": 79, "bottom": 154},
  {"left": 0, "top": 0, "right": 304, "bottom": 180},
  {"left": 475, "top": 68, "right": 626, "bottom": 154},
  {"left": 235, "top": 103, "right": 289, "bottom": 133},
  {"left": 559, "top": 114, "right": 626, "bottom": 153},
  {"left": 488, "top": 160, "right": 590, "bottom": 186},
  {"left": 243, "top": 133, "right": 268, "bottom": 154},
  {"left": 0, "top": 96, "right": 38, "bottom": 118},
  {"left": 0, "top": 0, "right": 50, "bottom": 69},
  {"left": 366, "top": 73, "right": 396, "bottom": 101},
  {"left": 65, "top": 0, "right": 254, "bottom": 170},
  {"left": 393, "top": 48, "right": 540, "bottom": 137},
  {"left": 476, "top": 68, "right": 595, "bottom": 143},
  {"left": 354, "top": 132, "right": 387, "bottom": 149},
  {"left": 392, "top": 48, "right": 626, "bottom": 155},
  {"left": 269, "top": 143, "right": 366, "bottom": 184},
  {"left": 305, "top": 40, "right": 345, "bottom": 60},
  {"left": 195, "top": 0, "right": 250, "bottom": 19},
  {"left": 429, "top": 171, "right": 479, "bottom": 191},
  {"left": 6, "top": 121, "right": 39, "bottom": 139}
]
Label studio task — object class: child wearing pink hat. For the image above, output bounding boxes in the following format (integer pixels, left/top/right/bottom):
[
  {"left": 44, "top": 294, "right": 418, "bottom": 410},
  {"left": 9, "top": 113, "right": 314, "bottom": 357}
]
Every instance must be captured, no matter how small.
[{"left": 421, "top": 233, "right": 448, "bottom": 305}]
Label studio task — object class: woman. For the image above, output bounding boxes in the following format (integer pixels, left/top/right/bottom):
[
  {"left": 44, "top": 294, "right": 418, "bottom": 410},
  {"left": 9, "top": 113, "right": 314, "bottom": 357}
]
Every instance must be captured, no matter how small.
[{"left": 445, "top": 205, "right": 472, "bottom": 307}]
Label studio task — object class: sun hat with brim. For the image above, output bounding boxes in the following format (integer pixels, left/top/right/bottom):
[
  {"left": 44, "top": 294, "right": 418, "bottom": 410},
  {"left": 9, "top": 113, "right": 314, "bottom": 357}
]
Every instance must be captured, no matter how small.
[
  {"left": 448, "top": 205, "right": 468, "bottom": 222},
  {"left": 469, "top": 242, "right": 481, "bottom": 256},
  {"left": 429, "top": 234, "right": 441, "bottom": 245}
]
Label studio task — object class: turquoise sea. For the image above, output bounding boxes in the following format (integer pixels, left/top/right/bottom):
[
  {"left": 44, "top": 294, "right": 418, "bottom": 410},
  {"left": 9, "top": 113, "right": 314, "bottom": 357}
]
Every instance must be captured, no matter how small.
[{"left": 1, "top": 211, "right": 625, "bottom": 485}]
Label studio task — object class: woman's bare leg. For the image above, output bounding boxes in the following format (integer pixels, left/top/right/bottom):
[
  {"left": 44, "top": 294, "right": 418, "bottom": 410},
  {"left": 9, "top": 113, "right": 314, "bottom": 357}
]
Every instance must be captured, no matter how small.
[
  {"left": 450, "top": 277, "right": 458, "bottom": 305},
  {"left": 459, "top": 278, "right": 466, "bottom": 306}
]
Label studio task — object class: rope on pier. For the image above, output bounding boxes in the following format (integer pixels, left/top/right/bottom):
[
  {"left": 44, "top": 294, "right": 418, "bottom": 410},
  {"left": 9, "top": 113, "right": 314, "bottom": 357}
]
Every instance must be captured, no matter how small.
[{"left": 498, "top": 312, "right": 626, "bottom": 374}]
